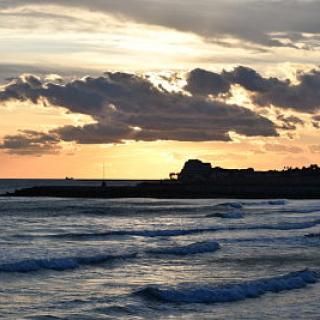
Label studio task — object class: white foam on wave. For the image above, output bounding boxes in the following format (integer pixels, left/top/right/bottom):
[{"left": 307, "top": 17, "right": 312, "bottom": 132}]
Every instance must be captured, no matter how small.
[
  {"left": 0, "top": 253, "right": 136, "bottom": 273},
  {"left": 43, "top": 218, "right": 320, "bottom": 241},
  {"left": 147, "top": 241, "right": 220, "bottom": 255},
  {"left": 136, "top": 270, "right": 318, "bottom": 304},
  {"left": 51, "top": 228, "right": 208, "bottom": 239},
  {"left": 216, "top": 200, "right": 288, "bottom": 209}
]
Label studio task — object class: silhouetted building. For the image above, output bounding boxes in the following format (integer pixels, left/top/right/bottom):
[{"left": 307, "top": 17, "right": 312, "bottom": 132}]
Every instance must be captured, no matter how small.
[
  {"left": 178, "top": 159, "right": 212, "bottom": 182},
  {"left": 174, "top": 159, "right": 320, "bottom": 185}
]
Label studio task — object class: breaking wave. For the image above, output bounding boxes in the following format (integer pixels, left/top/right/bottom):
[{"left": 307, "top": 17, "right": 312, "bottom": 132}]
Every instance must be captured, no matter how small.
[
  {"left": 48, "top": 229, "right": 209, "bottom": 239},
  {"left": 0, "top": 253, "right": 136, "bottom": 273},
  {"left": 207, "top": 211, "right": 244, "bottom": 219},
  {"left": 216, "top": 202, "right": 243, "bottom": 209},
  {"left": 305, "top": 233, "right": 320, "bottom": 238},
  {"left": 215, "top": 200, "right": 288, "bottom": 209},
  {"left": 280, "top": 207, "right": 320, "bottom": 214},
  {"left": 147, "top": 241, "right": 220, "bottom": 255},
  {"left": 136, "top": 270, "right": 318, "bottom": 304},
  {"left": 48, "top": 219, "right": 320, "bottom": 240}
]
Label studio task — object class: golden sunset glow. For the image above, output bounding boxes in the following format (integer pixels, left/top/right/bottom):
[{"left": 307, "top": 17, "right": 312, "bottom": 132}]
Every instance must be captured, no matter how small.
[{"left": 2, "top": 1, "right": 320, "bottom": 178}]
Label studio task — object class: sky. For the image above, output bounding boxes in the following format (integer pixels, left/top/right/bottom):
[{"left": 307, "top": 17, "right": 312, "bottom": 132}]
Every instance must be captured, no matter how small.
[{"left": 1, "top": 0, "right": 320, "bottom": 178}]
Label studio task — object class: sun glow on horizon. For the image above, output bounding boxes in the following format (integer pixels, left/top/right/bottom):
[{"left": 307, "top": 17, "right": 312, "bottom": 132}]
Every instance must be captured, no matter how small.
[{"left": 1, "top": 1, "right": 320, "bottom": 178}]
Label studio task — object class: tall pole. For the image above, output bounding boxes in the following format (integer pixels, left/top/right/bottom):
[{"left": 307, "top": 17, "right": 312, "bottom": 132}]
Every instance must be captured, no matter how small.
[{"left": 102, "top": 162, "right": 106, "bottom": 187}]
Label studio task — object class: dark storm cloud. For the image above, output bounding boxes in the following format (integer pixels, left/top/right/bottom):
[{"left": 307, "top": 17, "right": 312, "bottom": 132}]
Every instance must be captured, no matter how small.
[
  {"left": 222, "top": 66, "right": 289, "bottom": 93},
  {"left": 184, "top": 68, "right": 230, "bottom": 96},
  {"left": 1, "top": 0, "right": 320, "bottom": 49},
  {"left": 0, "top": 130, "right": 61, "bottom": 155},
  {"left": 252, "top": 69, "right": 320, "bottom": 112},
  {"left": 276, "top": 114, "right": 304, "bottom": 131},
  {"left": 0, "top": 74, "right": 43, "bottom": 104},
  {"left": 185, "top": 66, "right": 320, "bottom": 113},
  {"left": 0, "top": 71, "right": 278, "bottom": 154}
]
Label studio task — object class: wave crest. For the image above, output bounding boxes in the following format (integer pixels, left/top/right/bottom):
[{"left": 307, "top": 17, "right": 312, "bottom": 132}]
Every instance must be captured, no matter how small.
[
  {"left": 0, "top": 253, "right": 136, "bottom": 273},
  {"left": 216, "top": 202, "right": 243, "bottom": 209},
  {"left": 215, "top": 200, "right": 288, "bottom": 209},
  {"left": 147, "top": 241, "right": 220, "bottom": 255},
  {"left": 51, "top": 219, "right": 320, "bottom": 240},
  {"left": 136, "top": 270, "right": 318, "bottom": 304},
  {"left": 207, "top": 211, "right": 244, "bottom": 219},
  {"left": 305, "top": 233, "right": 320, "bottom": 238}
]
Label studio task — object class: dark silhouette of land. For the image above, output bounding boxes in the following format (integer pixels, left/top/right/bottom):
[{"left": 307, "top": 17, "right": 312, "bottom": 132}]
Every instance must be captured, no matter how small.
[{"left": 4, "top": 159, "right": 320, "bottom": 199}]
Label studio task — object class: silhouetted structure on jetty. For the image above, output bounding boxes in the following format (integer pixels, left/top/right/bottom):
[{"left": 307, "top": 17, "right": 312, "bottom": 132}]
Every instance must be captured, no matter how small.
[
  {"left": 4, "top": 159, "right": 320, "bottom": 199},
  {"left": 170, "top": 159, "right": 320, "bottom": 185}
]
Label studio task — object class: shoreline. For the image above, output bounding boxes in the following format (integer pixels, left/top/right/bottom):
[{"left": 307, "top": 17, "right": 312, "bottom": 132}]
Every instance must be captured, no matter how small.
[{"left": 3, "top": 184, "right": 320, "bottom": 199}]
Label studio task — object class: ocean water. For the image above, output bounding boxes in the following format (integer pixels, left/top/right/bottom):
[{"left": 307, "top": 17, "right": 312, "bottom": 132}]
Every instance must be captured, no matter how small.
[{"left": 0, "top": 182, "right": 320, "bottom": 319}]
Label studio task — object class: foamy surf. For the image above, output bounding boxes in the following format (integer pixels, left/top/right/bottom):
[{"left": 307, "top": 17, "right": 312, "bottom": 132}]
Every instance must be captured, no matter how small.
[
  {"left": 136, "top": 270, "right": 318, "bottom": 304},
  {"left": 215, "top": 200, "right": 288, "bottom": 209},
  {"left": 48, "top": 228, "right": 209, "bottom": 239},
  {"left": 46, "top": 218, "right": 320, "bottom": 240},
  {"left": 2, "top": 194, "right": 320, "bottom": 319}
]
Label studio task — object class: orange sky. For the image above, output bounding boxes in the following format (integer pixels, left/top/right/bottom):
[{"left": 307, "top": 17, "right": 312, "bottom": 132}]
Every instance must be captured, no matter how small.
[{"left": 1, "top": 1, "right": 320, "bottom": 178}]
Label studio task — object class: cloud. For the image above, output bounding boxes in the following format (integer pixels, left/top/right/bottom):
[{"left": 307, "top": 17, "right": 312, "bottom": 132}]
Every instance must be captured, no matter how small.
[
  {"left": 222, "top": 66, "right": 289, "bottom": 93},
  {"left": 185, "top": 66, "right": 320, "bottom": 113},
  {"left": 276, "top": 114, "right": 304, "bottom": 130},
  {"left": 0, "top": 63, "right": 96, "bottom": 84},
  {"left": 264, "top": 143, "right": 304, "bottom": 154},
  {"left": 311, "top": 114, "right": 320, "bottom": 128},
  {"left": 0, "top": 71, "right": 278, "bottom": 154},
  {"left": 0, "top": 130, "right": 61, "bottom": 155},
  {"left": 2, "top": 0, "right": 320, "bottom": 49},
  {"left": 184, "top": 68, "right": 230, "bottom": 96},
  {"left": 312, "top": 122, "right": 320, "bottom": 129},
  {"left": 309, "top": 145, "right": 320, "bottom": 153},
  {"left": 0, "top": 64, "right": 49, "bottom": 84},
  {"left": 0, "top": 74, "right": 43, "bottom": 104},
  {"left": 251, "top": 69, "right": 320, "bottom": 112}
]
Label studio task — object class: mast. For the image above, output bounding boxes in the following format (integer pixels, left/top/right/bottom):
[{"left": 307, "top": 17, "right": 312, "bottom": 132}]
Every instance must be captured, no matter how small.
[{"left": 101, "top": 162, "right": 106, "bottom": 187}]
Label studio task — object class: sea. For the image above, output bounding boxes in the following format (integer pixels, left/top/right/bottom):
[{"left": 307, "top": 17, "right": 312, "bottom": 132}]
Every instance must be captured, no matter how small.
[{"left": 0, "top": 180, "right": 320, "bottom": 319}]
